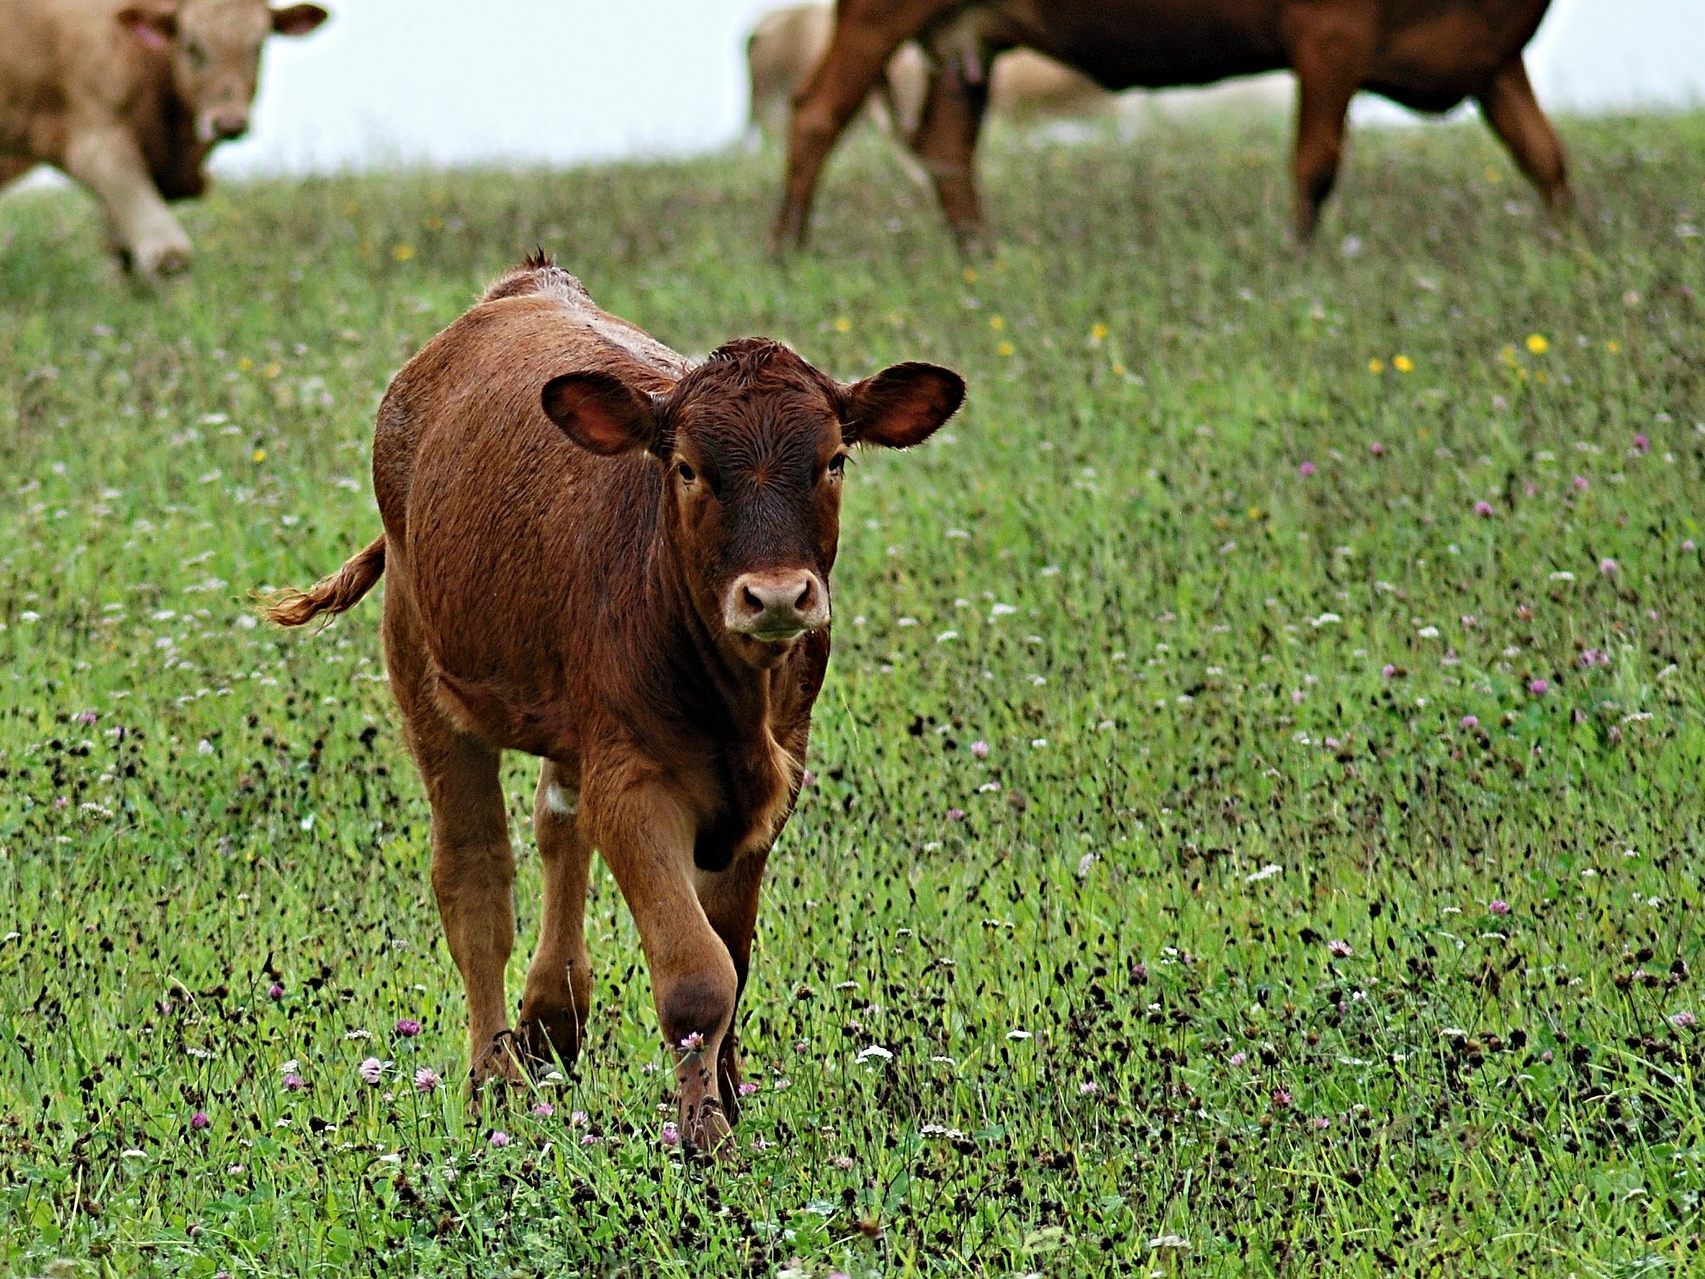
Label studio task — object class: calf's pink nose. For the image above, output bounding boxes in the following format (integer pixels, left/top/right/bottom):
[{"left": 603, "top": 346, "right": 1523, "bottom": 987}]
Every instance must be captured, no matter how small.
[
  {"left": 726, "top": 570, "right": 828, "bottom": 639},
  {"left": 210, "top": 111, "right": 250, "bottom": 140}
]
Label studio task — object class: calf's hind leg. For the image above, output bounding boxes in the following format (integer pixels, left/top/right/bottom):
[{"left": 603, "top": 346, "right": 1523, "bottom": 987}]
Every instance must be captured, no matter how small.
[
  {"left": 418, "top": 729, "right": 519, "bottom": 1086},
  {"left": 517, "top": 760, "right": 594, "bottom": 1069},
  {"left": 386, "top": 609, "right": 518, "bottom": 1087}
]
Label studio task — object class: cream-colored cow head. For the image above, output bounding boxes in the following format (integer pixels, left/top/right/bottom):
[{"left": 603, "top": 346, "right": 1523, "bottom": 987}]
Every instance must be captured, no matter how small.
[{"left": 118, "top": 0, "right": 329, "bottom": 144}]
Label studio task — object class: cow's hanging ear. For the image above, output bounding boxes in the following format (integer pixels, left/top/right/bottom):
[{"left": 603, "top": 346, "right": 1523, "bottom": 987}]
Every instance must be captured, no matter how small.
[
  {"left": 270, "top": 4, "right": 330, "bottom": 37},
  {"left": 841, "top": 362, "right": 965, "bottom": 449},
  {"left": 541, "top": 371, "right": 663, "bottom": 456},
  {"left": 118, "top": 0, "right": 179, "bottom": 50}
]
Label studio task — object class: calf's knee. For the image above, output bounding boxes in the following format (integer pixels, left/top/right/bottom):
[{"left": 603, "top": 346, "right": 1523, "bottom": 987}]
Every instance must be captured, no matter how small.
[{"left": 658, "top": 962, "right": 738, "bottom": 1051}]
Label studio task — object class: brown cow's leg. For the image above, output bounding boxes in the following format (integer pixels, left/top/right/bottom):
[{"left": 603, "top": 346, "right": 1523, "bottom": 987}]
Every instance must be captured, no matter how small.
[
  {"left": 586, "top": 783, "right": 740, "bottom": 1156},
  {"left": 773, "top": 0, "right": 946, "bottom": 251},
  {"left": 517, "top": 761, "right": 593, "bottom": 1070},
  {"left": 1286, "top": 17, "right": 1372, "bottom": 242},
  {"left": 1478, "top": 58, "right": 1571, "bottom": 216},
  {"left": 909, "top": 61, "right": 992, "bottom": 251},
  {"left": 695, "top": 853, "right": 768, "bottom": 1122},
  {"left": 419, "top": 730, "right": 519, "bottom": 1089}
]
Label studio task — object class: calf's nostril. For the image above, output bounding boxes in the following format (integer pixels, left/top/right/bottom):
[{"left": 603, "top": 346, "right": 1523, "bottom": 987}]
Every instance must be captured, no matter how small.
[
  {"left": 741, "top": 584, "right": 765, "bottom": 615},
  {"left": 793, "top": 580, "right": 812, "bottom": 610}
]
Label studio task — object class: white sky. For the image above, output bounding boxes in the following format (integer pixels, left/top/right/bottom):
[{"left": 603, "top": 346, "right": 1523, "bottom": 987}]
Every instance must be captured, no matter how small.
[{"left": 199, "top": 0, "right": 1705, "bottom": 174}]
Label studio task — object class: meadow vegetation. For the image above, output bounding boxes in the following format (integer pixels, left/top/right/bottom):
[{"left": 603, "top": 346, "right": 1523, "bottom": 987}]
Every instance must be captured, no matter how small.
[{"left": 1, "top": 112, "right": 1703, "bottom": 1276}]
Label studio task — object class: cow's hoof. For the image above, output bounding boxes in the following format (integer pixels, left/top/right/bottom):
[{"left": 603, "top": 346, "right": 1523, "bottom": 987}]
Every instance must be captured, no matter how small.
[
  {"left": 127, "top": 243, "right": 193, "bottom": 280},
  {"left": 468, "top": 1030, "right": 530, "bottom": 1107},
  {"left": 150, "top": 246, "right": 194, "bottom": 278},
  {"left": 685, "top": 1099, "right": 736, "bottom": 1162},
  {"left": 516, "top": 1008, "right": 582, "bottom": 1073},
  {"left": 951, "top": 226, "right": 991, "bottom": 259}
]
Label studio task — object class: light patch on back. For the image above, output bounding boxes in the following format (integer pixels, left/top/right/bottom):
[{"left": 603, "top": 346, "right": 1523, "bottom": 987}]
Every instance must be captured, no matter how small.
[{"left": 544, "top": 782, "right": 579, "bottom": 817}]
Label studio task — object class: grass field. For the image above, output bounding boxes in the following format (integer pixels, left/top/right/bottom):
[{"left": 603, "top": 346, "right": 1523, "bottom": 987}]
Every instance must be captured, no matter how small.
[{"left": 2, "top": 111, "right": 1703, "bottom": 1277}]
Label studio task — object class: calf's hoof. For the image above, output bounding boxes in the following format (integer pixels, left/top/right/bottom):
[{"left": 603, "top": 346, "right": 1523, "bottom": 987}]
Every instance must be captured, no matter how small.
[
  {"left": 516, "top": 1007, "right": 583, "bottom": 1072},
  {"left": 683, "top": 1098, "right": 736, "bottom": 1161},
  {"left": 467, "top": 1030, "right": 530, "bottom": 1108}
]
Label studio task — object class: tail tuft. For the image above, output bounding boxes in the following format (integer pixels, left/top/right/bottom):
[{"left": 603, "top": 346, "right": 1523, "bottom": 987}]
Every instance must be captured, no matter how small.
[{"left": 262, "top": 535, "right": 386, "bottom": 628}]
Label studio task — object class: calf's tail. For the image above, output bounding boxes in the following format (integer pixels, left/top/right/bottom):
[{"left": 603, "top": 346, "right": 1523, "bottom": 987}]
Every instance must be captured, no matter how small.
[{"left": 263, "top": 534, "right": 386, "bottom": 627}]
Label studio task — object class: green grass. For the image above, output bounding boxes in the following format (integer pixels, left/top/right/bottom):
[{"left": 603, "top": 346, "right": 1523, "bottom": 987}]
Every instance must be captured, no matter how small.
[{"left": 2, "top": 112, "right": 1703, "bottom": 1277}]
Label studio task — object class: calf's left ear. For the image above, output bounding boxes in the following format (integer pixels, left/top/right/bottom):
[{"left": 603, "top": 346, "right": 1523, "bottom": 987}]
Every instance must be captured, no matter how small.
[
  {"left": 118, "top": 1, "right": 179, "bottom": 50},
  {"left": 842, "top": 362, "right": 965, "bottom": 449},
  {"left": 271, "top": 4, "right": 330, "bottom": 36},
  {"left": 541, "top": 371, "right": 664, "bottom": 456}
]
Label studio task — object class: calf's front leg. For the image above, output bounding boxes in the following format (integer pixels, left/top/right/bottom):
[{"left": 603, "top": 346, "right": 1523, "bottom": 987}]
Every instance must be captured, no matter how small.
[
  {"left": 696, "top": 852, "right": 768, "bottom": 1123},
  {"left": 60, "top": 127, "right": 193, "bottom": 278},
  {"left": 586, "top": 782, "right": 739, "bottom": 1157}
]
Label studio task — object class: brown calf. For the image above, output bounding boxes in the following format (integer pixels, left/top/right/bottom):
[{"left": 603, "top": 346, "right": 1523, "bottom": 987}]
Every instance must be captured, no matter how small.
[
  {"left": 774, "top": 0, "right": 1569, "bottom": 250},
  {"left": 267, "top": 256, "right": 963, "bottom": 1152}
]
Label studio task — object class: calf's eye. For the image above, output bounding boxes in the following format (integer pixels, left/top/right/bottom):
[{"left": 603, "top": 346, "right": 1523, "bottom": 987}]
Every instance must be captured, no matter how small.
[
  {"left": 826, "top": 453, "right": 848, "bottom": 478},
  {"left": 676, "top": 461, "right": 697, "bottom": 484}
]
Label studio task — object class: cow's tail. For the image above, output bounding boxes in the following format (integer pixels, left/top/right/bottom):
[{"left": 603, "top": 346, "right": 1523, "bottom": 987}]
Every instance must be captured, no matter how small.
[{"left": 262, "top": 534, "right": 386, "bottom": 628}]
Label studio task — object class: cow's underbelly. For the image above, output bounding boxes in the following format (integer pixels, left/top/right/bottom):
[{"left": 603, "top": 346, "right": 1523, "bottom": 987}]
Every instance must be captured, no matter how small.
[
  {"left": 979, "top": 0, "right": 1528, "bottom": 104},
  {"left": 1365, "top": 10, "right": 1517, "bottom": 110},
  {"left": 0, "top": 96, "right": 67, "bottom": 164},
  {"left": 1016, "top": 0, "right": 1289, "bottom": 89},
  {"left": 430, "top": 663, "right": 579, "bottom": 760}
]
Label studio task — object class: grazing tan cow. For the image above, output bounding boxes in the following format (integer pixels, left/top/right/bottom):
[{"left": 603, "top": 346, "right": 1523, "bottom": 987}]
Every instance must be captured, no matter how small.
[
  {"left": 774, "top": 0, "right": 1569, "bottom": 250},
  {"left": 267, "top": 255, "right": 964, "bottom": 1153},
  {"left": 746, "top": 1, "right": 1105, "bottom": 146},
  {"left": 0, "top": 0, "right": 329, "bottom": 278}
]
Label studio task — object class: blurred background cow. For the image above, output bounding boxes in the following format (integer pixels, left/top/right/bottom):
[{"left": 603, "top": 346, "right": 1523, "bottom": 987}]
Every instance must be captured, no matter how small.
[
  {"left": 0, "top": 0, "right": 328, "bottom": 277},
  {"left": 771, "top": 0, "right": 1573, "bottom": 251}
]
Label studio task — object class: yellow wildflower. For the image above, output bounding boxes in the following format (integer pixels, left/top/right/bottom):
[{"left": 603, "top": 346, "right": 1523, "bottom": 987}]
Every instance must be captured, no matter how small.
[
  {"left": 1090, "top": 322, "right": 1109, "bottom": 343},
  {"left": 1368, "top": 358, "right": 1385, "bottom": 374},
  {"left": 962, "top": 267, "right": 978, "bottom": 285},
  {"left": 832, "top": 316, "right": 851, "bottom": 333},
  {"left": 1393, "top": 354, "right": 1414, "bottom": 374},
  {"left": 996, "top": 340, "right": 1016, "bottom": 358},
  {"left": 989, "top": 315, "right": 1006, "bottom": 331},
  {"left": 392, "top": 244, "right": 415, "bottom": 262},
  {"left": 1606, "top": 340, "right": 1621, "bottom": 354},
  {"left": 237, "top": 356, "right": 253, "bottom": 372},
  {"left": 252, "top": 448, "right": 267, "bottom": 463},
  {"left": 1525, "top": 333, "right": 1549, "bottom": 355}
]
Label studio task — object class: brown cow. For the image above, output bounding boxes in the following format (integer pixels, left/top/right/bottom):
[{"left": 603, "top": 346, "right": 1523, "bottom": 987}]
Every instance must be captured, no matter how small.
[
  {"left": 773, "top": 0, "right": 1570, "bottom": 250},
  {"left": 0, "top": 0, "right": 329, "bottom": 278},
  {"left": 266, "top": 255, "right": 964, "bottom": 1153}
]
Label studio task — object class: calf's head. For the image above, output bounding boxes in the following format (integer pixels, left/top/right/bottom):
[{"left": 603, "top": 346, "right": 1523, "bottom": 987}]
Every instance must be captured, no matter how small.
[
  {"left": 542, "top": 340, "right": 963, "bottom": 664},
  {"left": 119, "top": 0, "right": 329, "bottom": 143}
]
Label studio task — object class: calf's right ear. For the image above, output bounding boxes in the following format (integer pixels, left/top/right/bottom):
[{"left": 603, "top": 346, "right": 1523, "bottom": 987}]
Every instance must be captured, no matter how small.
[
  {"left": 119, "top": 0, "right": 179, "bottom": 50},
  {"left": 541, "top": 371, "right": 663, "bottom": 456}
]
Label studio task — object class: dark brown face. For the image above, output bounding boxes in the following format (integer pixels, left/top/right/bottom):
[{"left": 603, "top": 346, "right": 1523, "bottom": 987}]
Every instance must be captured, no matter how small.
[{"left": 541, "top": 339, "right": 963, "bottom": 666}]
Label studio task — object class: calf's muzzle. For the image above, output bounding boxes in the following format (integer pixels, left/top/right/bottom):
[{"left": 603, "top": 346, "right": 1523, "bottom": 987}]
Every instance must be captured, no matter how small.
[{"left": 725, "top": 569, "right": 828, "bottom": 641}]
